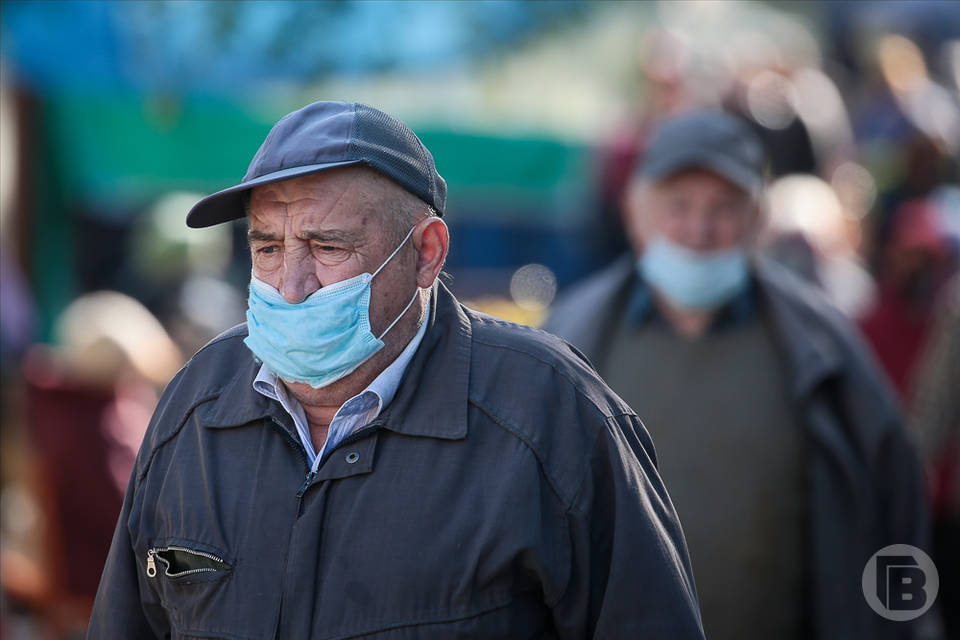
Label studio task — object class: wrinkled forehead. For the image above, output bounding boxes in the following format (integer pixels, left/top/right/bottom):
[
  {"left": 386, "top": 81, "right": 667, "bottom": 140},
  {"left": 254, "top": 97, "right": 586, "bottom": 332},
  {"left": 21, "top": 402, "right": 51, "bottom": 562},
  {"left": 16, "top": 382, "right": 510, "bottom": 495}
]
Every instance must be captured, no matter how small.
[{"left": 247, "top": 166, "right": 394, "bottom": 231}]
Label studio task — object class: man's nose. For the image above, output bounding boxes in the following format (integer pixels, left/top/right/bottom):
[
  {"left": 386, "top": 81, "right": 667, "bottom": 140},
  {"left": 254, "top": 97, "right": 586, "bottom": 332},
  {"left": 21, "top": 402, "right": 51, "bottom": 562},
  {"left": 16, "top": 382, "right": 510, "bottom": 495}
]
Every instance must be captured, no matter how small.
[
  {"left": 278, "top": 259, "right": 321, "bottom": 304},
  {"left": 684, "top": 208, "right": 717, "bottom": 249}
]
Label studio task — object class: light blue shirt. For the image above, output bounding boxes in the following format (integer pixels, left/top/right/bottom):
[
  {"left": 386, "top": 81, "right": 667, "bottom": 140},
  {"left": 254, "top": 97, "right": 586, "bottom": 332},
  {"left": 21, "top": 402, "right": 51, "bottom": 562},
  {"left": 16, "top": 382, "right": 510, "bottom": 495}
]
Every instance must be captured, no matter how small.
[{"left": 253, "top": 317, "right": 428, "bottom": 471}]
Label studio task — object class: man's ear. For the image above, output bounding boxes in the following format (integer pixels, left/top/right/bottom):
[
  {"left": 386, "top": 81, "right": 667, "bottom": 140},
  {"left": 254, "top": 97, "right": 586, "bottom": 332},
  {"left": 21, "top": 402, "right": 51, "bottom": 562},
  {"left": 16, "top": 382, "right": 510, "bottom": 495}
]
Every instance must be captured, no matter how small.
[{"left": 414, "top": 217, "right": 449, "bottom": 288}]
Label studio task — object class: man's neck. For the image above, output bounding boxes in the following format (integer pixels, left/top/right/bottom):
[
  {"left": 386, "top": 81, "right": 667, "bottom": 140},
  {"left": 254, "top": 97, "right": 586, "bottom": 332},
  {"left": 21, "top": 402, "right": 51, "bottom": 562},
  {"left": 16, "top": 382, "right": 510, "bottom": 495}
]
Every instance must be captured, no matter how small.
[
  {"left": 298, "top": 402, "right": 338, "bottom": 453},
  {"left": 651, "top": 291, "right": 717, "bottom": 339},
  {"left": 281, "top": 355, "right": 392, "bottom": 453},
  {"left": 279, "top": 299, "right": 425, "bottom": 450}
]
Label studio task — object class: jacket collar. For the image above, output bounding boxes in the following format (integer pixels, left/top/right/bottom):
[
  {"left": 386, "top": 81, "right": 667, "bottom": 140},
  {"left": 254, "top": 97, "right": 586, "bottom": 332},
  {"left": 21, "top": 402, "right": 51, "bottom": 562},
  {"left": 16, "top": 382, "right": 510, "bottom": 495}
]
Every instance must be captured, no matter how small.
[
  {"left": 197, "top": 348, "right": 291, "bottom": 431},
  {"left": 558, "top": 255, "right": 636, "bottom": 365},
  {"left": 198, "top": 280, "right": 470, "bottom": 442},
  {"left": 753, "top": 258, "right": 844, "bottom": 398},
  {"left": 626, "top": 270, "right": 757, "bottom": 333},
  {"left": 374, "top": 280, "right": 470, "bottom": 440}
]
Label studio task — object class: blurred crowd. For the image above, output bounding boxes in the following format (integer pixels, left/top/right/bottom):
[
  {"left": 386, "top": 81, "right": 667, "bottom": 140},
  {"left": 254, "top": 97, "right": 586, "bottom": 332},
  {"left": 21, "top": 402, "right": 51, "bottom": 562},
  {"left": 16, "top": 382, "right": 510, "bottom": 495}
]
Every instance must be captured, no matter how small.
[
  {"left": 595, "top": 22, "right": 959, "bottom": 404},
  {"left": 583, "top": 11, "right": 959, "bottom": 638},
  {"left": 1, "top": 1, "right": 959, "bottom": 638}
]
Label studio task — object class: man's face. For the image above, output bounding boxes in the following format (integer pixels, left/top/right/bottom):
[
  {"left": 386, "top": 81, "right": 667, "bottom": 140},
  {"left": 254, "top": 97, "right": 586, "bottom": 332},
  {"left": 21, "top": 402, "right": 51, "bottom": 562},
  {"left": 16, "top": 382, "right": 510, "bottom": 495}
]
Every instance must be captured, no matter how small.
[
  {"left": 247, "top": 167, "right": 418, "bottom": 338},
  {"left": 626, "top": 169, "right": 759, "bottom": 253}
]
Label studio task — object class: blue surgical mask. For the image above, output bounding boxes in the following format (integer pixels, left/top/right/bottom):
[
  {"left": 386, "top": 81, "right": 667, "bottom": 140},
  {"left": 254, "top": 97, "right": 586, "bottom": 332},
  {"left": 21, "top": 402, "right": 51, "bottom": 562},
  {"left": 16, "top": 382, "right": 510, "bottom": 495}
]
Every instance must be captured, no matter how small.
[
  {"left": 244, "top": 226, "right": 418, "bottom": 389},
  {"left": 639, "top": 235, "right": 749, "bottom": 310}
]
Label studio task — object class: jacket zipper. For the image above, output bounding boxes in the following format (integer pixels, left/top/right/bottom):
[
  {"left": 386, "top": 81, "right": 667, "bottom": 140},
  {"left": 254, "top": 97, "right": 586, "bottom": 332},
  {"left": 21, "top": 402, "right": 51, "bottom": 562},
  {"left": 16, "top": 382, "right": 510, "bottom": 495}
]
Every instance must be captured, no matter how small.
[
  {"left": 269, "top": 416, "right": 311, "bottom": 471},
  {"left": 271, "top": 417, "right": 385, "bottom": 638},
  {"left": 295, "top": 470, "right": 317, "bottom": 499},
  {"left": 293, "top": 420, "right": 384, "bottom": 503},
  {"left": 267, "top": 415, "right": 314, "bottom": 501},
  {"left": 146, "top": 546, "right": 228, "bottom": 578}
]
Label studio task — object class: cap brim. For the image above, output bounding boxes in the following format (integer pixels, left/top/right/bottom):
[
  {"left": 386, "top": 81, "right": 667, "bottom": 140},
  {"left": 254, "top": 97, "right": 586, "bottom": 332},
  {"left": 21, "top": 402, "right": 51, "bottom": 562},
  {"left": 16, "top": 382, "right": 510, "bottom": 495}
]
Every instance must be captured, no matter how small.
[
  {"left": 186, "top": 159, "right": 365, "bottom": 228},
  {"left": 641, "top": 150, "right": 761, "bottom": 196}
]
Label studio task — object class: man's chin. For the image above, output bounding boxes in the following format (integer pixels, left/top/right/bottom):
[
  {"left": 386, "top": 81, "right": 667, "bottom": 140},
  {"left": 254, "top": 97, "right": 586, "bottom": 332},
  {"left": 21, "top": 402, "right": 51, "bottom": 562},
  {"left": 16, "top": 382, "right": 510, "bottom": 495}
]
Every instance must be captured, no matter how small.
[
  {"left": 282, "top": 377, "right": 340, "bottom": 404},
  {"left": 280, "top": 369, "right": 373, "bottom": 409}
]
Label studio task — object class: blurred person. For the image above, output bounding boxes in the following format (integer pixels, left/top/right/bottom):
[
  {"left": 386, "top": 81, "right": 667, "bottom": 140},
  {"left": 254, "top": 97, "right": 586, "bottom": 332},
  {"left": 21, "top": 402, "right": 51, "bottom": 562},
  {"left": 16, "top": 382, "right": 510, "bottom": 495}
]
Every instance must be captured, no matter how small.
[
  {"left": 18, "top": 291, "right": 181, "bottom": 638},
  {"left": 872, "top": 135, "right": 953, "bottom": 266},
  {"left": 854, "top": 32, "right": 958, "bottom": 273},
  {"left": 910, "top": 274, "right": 960, "bottom": 639},
  {"left": 723, "top": 65, "right": 818, "bottom": 178},
  {"left": 87, "top": 101, "right": 706, "bottom": 639},
  {"left": 545, "top": 111, "right": 934, "bottom": 640},
  {"left": 593, "top": 29, "right": 697, "bottom": 269},
  {"left": 757, "top": 229, "right": 821, "bottom": 286},
  {"left": 0, "top": 250, "right": 35, "bottom": 367},
  {"left": 859, "top": 198, "right": 958, "bottom": 401},
  {"left": 165, "top": 273, "right": 247, "bottom": 357},
  {"left": 128, "top": 191, "right": 247, "bottom": 355},
  {"left": 762, "top": 173, "right": 878, "bottom": 319}
]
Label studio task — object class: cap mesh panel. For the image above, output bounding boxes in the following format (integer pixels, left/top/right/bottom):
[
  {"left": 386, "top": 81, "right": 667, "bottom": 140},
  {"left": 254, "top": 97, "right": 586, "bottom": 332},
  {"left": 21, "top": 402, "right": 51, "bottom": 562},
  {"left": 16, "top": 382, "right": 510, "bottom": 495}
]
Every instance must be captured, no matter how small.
[{"left": 349, "top": 105, "right": 445, "bottom": 213}]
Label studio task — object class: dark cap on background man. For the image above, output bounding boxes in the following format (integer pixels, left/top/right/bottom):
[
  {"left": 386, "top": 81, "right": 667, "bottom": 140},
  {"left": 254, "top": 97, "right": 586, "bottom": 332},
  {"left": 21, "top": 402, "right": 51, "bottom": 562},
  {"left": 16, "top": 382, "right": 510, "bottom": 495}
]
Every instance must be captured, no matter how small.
[
  {"left": 637, "top": 110, "right": 766, "bottom": 196},
  {"left": 186, "top": 101, "right": 447, "bottom": 228}
]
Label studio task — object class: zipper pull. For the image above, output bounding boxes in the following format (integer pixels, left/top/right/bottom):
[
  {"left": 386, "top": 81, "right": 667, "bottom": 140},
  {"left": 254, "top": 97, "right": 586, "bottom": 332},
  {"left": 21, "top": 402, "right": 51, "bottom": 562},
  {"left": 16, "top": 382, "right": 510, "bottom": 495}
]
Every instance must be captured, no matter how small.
[
  {"left": 146, "top": 550, "right": 157, "bottom": 578},
  {"left": 296, "top": 470, "right": 318, "bottom": 499}
]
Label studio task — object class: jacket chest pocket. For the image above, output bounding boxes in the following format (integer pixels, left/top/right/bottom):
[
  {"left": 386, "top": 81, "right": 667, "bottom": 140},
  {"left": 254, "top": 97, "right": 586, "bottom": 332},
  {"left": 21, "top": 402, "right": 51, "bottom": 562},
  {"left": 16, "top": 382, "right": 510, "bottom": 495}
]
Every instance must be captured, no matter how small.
[
  {"left": 147, "top": 545, "right": 231, "bottom": 581},
  {"left": 144, "top": 541, "right": 243, "bottom": 638}
]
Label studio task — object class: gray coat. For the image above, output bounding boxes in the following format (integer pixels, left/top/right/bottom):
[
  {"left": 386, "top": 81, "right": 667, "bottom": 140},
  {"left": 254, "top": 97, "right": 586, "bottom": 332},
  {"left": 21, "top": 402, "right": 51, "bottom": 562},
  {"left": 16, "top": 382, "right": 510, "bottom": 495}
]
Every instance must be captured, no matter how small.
[
  {"left": 544, "top": 255, "right": 936, "bottom": 640},
  {"left": 88, "top": 282, "right": 705, "bottom": 639}
]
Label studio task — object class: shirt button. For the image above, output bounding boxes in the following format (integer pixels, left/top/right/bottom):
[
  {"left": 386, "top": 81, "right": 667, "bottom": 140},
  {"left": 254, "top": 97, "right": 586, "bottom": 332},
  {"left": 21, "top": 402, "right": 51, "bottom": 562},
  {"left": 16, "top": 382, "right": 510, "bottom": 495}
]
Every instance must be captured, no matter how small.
[{"left": 345, "top": 451, "right": 360, "bottom": 464}]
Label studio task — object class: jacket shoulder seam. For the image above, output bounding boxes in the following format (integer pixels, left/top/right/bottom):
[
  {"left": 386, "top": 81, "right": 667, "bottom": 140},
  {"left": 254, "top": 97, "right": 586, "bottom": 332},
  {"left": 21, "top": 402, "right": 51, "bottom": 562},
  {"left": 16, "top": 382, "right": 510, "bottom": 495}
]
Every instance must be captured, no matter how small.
[
  {"left": 188, "top": 323, "right": 249, "bottom": 360},
  {"left": 467, "top": 397, "right": 572, "bottom": 510},
  {"left": 471, "top": 335, "right": 630, "bottom": 423},
  {"left": 136, "top": 391, "right": 222, "bottom": 484}
]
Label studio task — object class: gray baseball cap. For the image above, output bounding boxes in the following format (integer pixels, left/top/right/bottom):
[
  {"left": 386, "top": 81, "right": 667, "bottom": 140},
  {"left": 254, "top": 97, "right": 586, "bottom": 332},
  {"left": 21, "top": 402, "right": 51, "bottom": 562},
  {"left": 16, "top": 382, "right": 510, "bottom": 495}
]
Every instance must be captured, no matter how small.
[
  {"left": 186, "top": 101, "right": 447, "bottom": 228},
  {"left": 637, "top": 110, "right": 765, "bottom": 195}
]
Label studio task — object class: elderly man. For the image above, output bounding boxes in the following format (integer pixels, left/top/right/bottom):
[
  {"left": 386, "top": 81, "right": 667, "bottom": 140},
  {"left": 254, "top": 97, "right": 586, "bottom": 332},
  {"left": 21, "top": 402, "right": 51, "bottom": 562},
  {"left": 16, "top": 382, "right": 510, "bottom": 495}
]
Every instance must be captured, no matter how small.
[
  {"left": 87, "top": 101, "right": 705, "bottom": 639},
  {"left": 545, "top": 111, "right": 934, "bottom": 640}
]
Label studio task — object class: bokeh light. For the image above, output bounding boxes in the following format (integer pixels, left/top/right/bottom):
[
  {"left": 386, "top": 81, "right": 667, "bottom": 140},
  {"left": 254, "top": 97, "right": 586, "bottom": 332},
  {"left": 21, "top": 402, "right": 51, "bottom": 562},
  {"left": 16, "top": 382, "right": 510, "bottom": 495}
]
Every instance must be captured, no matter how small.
[{"left": 509, "top": 263, "right": 558, "bottom": 311}]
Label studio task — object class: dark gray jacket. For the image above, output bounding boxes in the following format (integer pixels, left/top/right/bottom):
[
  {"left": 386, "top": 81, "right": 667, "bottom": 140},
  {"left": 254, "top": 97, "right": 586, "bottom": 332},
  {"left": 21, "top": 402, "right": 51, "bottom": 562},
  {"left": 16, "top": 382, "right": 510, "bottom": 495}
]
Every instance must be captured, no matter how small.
[
  {"left": 544, "top": 255, "right": 935, "bottom": 640},
  {"left": 88, "top": 282, "right": 705, "bottom": 639}
]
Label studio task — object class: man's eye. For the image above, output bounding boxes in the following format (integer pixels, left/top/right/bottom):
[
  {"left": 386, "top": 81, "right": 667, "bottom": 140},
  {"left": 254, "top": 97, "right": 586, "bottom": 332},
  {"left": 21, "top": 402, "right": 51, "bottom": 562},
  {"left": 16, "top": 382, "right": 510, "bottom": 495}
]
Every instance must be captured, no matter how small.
[
  {"left": 311, "top": 243, "right": 348, "bottom": 257},
  {"left": 260, "top": 246, "right": 279, "bottom": 255}
]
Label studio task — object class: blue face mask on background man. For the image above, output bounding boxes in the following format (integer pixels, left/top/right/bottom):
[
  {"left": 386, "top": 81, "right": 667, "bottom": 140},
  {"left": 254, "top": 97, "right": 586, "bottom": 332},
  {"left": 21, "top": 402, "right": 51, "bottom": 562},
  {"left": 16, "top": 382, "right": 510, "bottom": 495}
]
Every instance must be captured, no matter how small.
[
  {"left": 639, "top": 235, "right": 750, "bottom": 310},
  {"left": 244, "top": 226, "right": 418, "bottom": 388}
]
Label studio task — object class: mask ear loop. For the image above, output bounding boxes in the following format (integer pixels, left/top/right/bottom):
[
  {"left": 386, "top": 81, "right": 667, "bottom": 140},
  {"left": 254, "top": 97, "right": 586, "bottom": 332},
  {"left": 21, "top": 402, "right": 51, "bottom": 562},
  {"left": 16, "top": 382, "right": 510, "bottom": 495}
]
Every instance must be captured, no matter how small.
[
  {"left": 377, "top": 288, "right": 420, "bottom": 340},
  {"left": 373, "top": 225, "right": 421, "bottom": 340},
  {"left": 372, "top": 225, "right": 417, "bottom": 279}
]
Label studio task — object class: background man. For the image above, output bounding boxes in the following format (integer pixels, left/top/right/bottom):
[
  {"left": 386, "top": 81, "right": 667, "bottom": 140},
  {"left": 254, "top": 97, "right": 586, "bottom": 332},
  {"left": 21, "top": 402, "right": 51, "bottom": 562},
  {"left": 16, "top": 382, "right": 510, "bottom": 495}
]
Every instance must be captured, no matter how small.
[
  {"left": 545, "top": 110, "right": 934, "bottom": 640},
  {"left": 87, "top": 101, "right": 705, "bottom": 639}
]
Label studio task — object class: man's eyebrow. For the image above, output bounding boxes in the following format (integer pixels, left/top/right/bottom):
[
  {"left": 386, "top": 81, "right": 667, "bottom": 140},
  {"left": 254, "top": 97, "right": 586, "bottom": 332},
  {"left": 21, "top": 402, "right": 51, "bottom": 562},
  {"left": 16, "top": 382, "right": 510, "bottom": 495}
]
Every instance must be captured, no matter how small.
[
  {"left": 247, "top": 229, "right": 280, "bottom": 243},
  {"left": 246, "top": 228, "right": 365, "bottom": 244},
  {"left": 301, "top": 229, "right": 363, "bottom": 245}
]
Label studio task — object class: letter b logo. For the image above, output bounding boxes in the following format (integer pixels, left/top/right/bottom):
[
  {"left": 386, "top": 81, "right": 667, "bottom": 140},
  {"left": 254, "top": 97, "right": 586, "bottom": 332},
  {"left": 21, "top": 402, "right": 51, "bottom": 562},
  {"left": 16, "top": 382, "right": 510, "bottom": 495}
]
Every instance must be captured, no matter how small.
[
  {"left": 863, "top": 545, "right": 938, "bottom": 621},
  {"left": 876, "top": 555, "right": 926, "bottom": 610}
]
